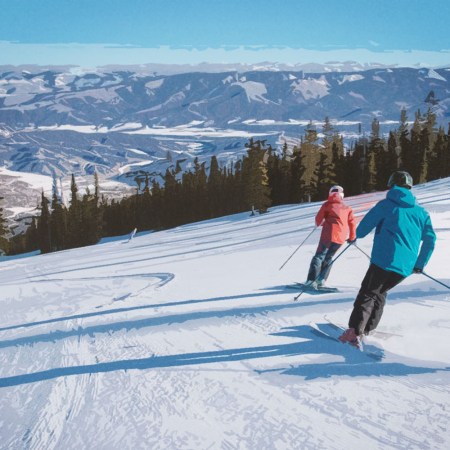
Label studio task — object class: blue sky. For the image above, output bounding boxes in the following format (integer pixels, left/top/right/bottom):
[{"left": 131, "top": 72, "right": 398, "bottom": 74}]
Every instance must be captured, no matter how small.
[{"left": 1, "top": 0, "right": 449, "bottom": 68}]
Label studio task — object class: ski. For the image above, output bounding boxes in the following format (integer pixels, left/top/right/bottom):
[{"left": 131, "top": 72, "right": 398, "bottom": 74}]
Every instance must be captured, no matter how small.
[
  {"left": 323, "top": 315, "right": 346, "bottom": 332},
  {"left": 309, "top": 320, "right": 363, "bottom": 349},
  {"left": 309, "top": 321, "right": 382, "bottom": 360},
  {"left": 308, "top": 321, "right": 341, "bottom": 343},
  {"left": 321, "top": 315, "right": 363, "bottom": 350},
  {"left": 323, "top": 315, "right": 402, "bottom": 340},
  {"left": 286, "top": 282, "right": 340, "bottom": 294}
]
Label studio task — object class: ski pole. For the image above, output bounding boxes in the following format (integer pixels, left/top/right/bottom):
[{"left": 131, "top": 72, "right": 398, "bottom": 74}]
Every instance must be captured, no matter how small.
[
  {"left": 279, "top": 225, "right": 318, "bottom": 271},
  {"left": 348, "top": 244, "right": 450, "bottom": 290},
  {"left": 353, "top": 242, "right": 371, "bottom": 260},
  {"left": 294, "top": 242, "right": 354, "bottom": 301},
  {"left": 421, "top": 271, "right": 450, "bottom": 290}
]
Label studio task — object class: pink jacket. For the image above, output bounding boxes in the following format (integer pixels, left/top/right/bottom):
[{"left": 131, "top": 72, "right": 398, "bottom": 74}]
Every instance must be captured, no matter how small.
[{"left": 315, "top": 193, "right": 356, "bottom": 244}]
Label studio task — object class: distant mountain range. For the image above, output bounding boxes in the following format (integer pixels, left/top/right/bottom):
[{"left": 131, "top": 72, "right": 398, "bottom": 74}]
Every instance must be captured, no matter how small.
[{"left": 1, "top": 64, "right": 449, "bottom": 224}]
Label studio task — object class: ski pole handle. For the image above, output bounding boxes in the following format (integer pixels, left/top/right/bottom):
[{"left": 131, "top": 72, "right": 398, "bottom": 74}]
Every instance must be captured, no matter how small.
[
  {"left": 421, "top": 271, "right": 450, "bottom": 290},
  {"left": 322, "top": 241, "right": 354, "bottom": 270},
  {"left": 279, "top": 225, "right": 317, "bottom": 271}
]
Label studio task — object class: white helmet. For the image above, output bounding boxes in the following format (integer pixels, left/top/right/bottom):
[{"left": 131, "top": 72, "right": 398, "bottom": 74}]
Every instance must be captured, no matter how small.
[{"left": 329, "top": 185, "right": 344, "bottom": 199}]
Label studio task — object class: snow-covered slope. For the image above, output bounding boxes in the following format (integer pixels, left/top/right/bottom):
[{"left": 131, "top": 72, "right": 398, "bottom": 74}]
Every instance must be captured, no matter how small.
[{"left": 1, "top": 178, "right": 449, "bottom": 449}]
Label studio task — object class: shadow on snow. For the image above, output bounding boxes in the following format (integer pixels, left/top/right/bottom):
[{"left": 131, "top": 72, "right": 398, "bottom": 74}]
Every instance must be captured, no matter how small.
[
  {"left": 0, "top": 323, "right": 448, "bottom": 388},
  {"left": 1, "top": 281, "right": 446, "bottom": 336}
]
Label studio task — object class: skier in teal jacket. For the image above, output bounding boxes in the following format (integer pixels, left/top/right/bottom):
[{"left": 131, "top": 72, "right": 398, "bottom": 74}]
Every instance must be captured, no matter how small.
[{"left": 339, "top": 171, "right": 436, "bottom": 349}]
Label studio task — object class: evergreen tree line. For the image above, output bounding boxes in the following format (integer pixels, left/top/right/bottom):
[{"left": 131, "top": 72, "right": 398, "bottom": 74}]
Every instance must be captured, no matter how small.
[
  {"left": 1, "top": 108, "right": 449, "bottom": 256},
  {"left": 5, "top": 173, "right": 103, "bottom": 255},
  {"left": 0, "top": 194, "right": 8, "bottom": 255}
]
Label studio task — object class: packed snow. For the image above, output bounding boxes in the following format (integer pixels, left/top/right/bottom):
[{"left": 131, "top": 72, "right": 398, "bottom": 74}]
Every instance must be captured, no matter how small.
[
  {"left": 291, "top": 76, "right": 330, "bottom": 100},
  {"left": 231, "top": 80, "right": 271, "bottom": 104},
  {"left": 21, "top": 122, "right": 274, "bottom": 138},
  {"left": 0, "top": 178, "right": 449, "bottom": 449},
  {"left": 338, "top": 74, "right": 365, "bottom": 84}
]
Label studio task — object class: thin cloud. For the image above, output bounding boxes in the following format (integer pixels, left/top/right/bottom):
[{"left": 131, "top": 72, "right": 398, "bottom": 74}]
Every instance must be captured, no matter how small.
[{"left": 1, "top": 41, "right": 449, "bottom": 70}]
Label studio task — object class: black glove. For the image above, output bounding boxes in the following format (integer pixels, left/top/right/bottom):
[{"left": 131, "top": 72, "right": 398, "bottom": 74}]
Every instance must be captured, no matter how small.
[
  {"left": 413, "top": 267, "right": 422, "bottom": 274},
  {"left": 347, "top": 239, "right": 357, "bottom": 244}
]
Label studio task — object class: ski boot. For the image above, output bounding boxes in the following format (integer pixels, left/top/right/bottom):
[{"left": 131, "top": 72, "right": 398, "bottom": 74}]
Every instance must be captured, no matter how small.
[{"left": 339, "top": 328, "right": 363, "bottom": 351}]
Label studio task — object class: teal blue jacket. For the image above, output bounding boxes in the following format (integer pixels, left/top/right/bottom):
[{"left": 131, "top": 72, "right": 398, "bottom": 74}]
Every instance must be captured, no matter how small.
[{"left": 356, "top": 186, "right": 436, "bottom": 277}]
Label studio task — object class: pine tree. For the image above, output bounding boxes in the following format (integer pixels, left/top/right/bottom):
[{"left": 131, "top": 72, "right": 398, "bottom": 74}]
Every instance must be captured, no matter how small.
[
  {"left": 330, "top": 140, "right": 345, "bottom": 186},
  {"left": 181, "top": 170, "right": 195, "bottom": 224},
  {"left": 25, "top": 217, "right": 39, "bottom": 252},
  {"left": 175, "top": 159, "right": 183, "bottom": 175},
  {"left": 192, "top": 157, "right": 208, "bottom": 220},
  {"left": 417, "top": 108, "right": 437, "bottom": 184},
  {"left": 37, "top": 191, "right": 51, "bottom": 253},
  {"left": 346, "top": 139, "right": 367, "bottom": 195},
  {"left": 67, "top": 174, "right": 83, "bottom": 248},
  {"left": 366, "top": 118, "right": 383, "bottom": 191},
  {"left": 321, "top": 117, "right": 341, "bottom": 186},
  {"left": 366, "top": 148, "right": 377, "bottom": 192},
  {"left": 50, "top": 183, "right": 67, "bottom": 251},
  {"left": 266, "top": 148, "right": 280, "bottom": 205},
  {"left": 267, "top": 145, "right": 292, "bottom": 206},
  {"left": 92, "top": 172, "right": 103, "bottom": 242},
  {"left": 428, "top": 127, "right": 447, "bottom": 180},
  {"left": 305, "top": 120, "right": 318, "bottom": 145},
  {"left": 398, "top": 109, "right": 412, "bottom": 172},
  {"left": 386, "top": 131, "right": 400, "bottom": 173},
  {"left": 207, "top": 155, "right": 223, "bottom": 217},
  {"left": 446, "top": 127, "right": 450, "bottom": 178},
  {"left": 289, "top": 144, "right": 307, "bottom": 202},
  {"left": 408, "top": 110, "right": 423, "bottom": 182},
  {"left": 313, "top": 151, "right": 333, "bottom": 200},
  {"left": 162, "top": 168, "right": 179, "bottom": 228},
  {"left": 278, "top": 143, "right": 293, "bottom": 204},
  {"left": 242, "top": 139, "right": 272, "bottom": 213},
  {"left": 79, "top": 184, "right": 102, "bottom": 247},
  {"left": 0, "top": 195, "right": 8, "bottom": 254},
  {"left": 137, "top": 172, "right": 153, "bottom": 231},
  {"left": 300, "top": 122, "right": 321, "bottom": 200},
  {"left": 321, "top": 117, "right": 335, "bottom": 152},
  {"left": 227, "top": 161, "right": 244, "bottom": 214}
]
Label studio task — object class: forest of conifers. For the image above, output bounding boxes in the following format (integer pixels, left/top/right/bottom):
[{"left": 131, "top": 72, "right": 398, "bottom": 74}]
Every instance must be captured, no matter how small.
[{"left": 1, "top": 108, "right": 449, "bottom": 256}]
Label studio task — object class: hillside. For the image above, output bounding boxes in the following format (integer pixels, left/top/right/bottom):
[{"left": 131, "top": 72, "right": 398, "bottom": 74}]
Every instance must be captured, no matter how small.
[
  {"left": 2, "top": 65, "right": 450, "bottom": 230},
  {"left": 1, "top": 66, "right": 449, "bottom": 184},
  {"left": 0, "top": 177, "right": 449, "bottom": 449}
]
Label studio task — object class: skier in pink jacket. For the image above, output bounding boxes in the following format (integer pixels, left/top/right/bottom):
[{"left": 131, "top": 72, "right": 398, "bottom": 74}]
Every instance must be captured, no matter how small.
[{"left": 304, "top": 186, "right": 356, "bottom": 289}]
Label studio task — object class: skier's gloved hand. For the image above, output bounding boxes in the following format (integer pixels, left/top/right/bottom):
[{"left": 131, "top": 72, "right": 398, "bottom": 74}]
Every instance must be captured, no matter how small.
[
  {"left": 347, "top": 238, "right": 357, "bottom": 244},
  {"left": 413, "top": 267, "right": 423, "bottom": 274}
]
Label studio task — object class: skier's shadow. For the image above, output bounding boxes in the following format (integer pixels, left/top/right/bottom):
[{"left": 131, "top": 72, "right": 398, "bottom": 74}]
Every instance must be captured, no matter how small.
[
  {"left": 266, "top": 323, "right": 447, "bottom": 380},
  {"left": 1, "top": 323, "right": 447, "bottom": 388}
]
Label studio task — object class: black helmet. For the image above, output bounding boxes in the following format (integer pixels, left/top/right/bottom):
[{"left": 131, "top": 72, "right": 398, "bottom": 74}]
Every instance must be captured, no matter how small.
[{"left": 387, "top": 171, "right": 413, "bottom": 189}]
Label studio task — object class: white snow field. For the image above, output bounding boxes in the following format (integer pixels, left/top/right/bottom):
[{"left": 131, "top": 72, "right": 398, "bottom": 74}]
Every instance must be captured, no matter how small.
[{"left": 0, "top": 178, "right": 449, "bottom": 450}]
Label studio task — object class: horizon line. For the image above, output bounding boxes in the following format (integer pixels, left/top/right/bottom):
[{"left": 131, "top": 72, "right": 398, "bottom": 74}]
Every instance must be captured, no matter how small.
[{"left": 1, "top": 42, "right": 450, "bottom": 71}]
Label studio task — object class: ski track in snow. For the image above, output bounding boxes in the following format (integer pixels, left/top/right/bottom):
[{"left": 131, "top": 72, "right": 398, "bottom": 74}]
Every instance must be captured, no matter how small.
[{"left": 1, "top": 180, "right": 450, "bottom": 449}]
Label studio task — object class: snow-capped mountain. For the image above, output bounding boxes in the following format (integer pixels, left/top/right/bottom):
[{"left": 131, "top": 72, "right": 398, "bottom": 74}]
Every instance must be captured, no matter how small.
[
  {"left": 1, "top": 65, "right": 449, "bottom": 221},
  {"left": 1, "top": 177, "right": 449, "bottom": 448}
]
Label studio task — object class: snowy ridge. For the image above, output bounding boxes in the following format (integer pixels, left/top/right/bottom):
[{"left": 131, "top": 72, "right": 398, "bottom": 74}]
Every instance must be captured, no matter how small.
[
  {"left": 1, "top": 66, "right": 450, "bottom": 187},
  {"left": 0, "top": 178, "right": 450, "bottom": 448}
]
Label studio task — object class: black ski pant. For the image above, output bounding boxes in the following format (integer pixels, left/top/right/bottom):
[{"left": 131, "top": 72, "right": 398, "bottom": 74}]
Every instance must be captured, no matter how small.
[
  {"left": 307, "top": 241, "right": 341, "bottom": 282},
  {"left": 349, "top": 263, "right": 404, "bottom": 335}
]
